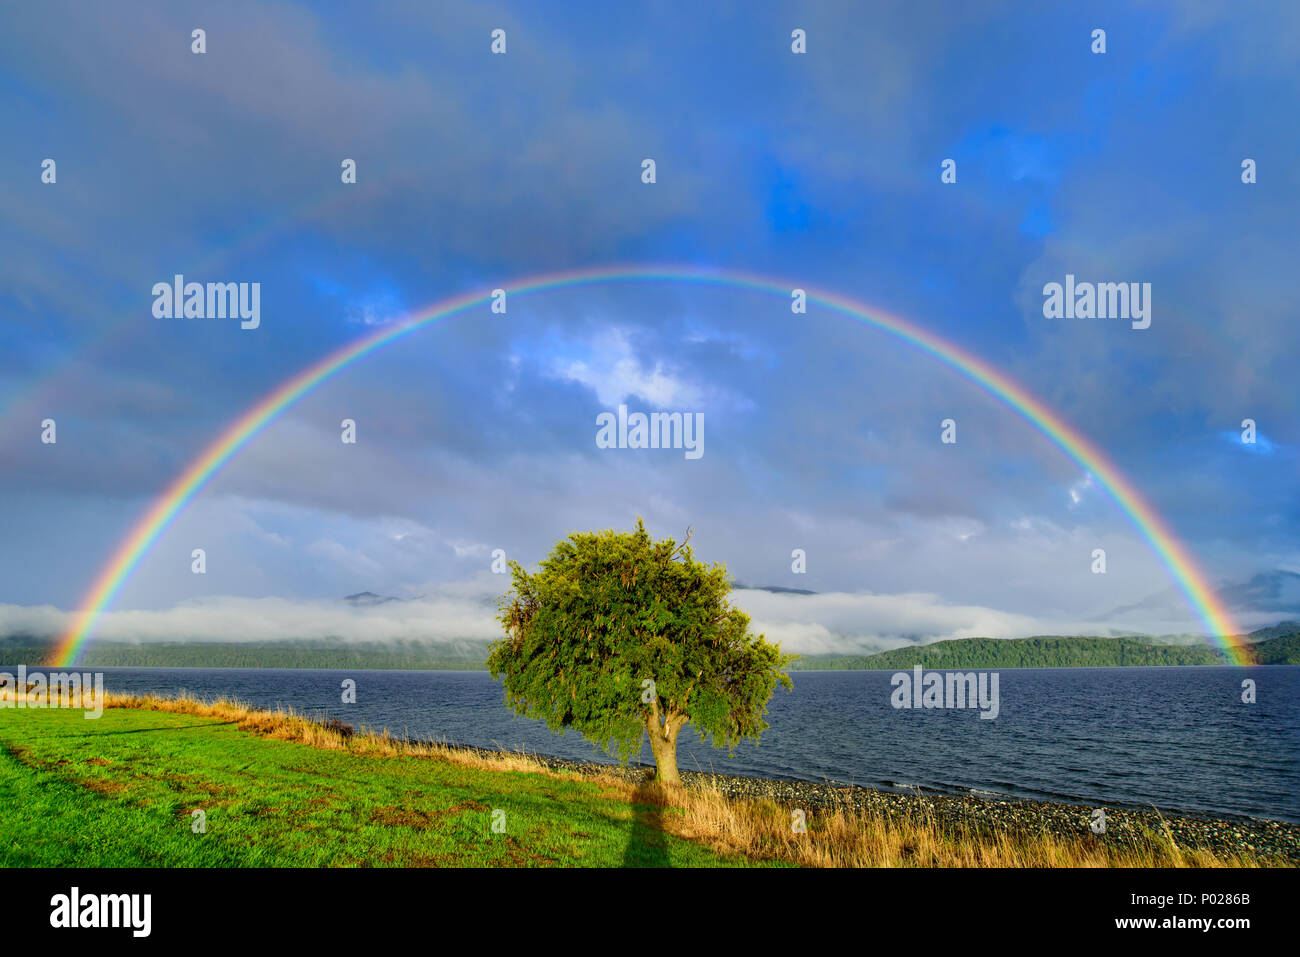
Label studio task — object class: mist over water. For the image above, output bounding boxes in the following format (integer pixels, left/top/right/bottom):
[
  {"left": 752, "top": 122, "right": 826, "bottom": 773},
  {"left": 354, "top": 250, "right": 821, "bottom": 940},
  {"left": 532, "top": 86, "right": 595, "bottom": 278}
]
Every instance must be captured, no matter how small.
[{"left": 52, "top": 665, "right": 1300, "bottom": 824}]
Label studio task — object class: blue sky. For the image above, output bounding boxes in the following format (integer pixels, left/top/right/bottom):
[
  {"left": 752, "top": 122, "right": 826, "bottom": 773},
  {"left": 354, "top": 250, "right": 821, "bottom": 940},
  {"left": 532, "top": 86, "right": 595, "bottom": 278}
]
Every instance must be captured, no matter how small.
[{"left": 1, "top": 0, "right": 1297, "bottom": 652}]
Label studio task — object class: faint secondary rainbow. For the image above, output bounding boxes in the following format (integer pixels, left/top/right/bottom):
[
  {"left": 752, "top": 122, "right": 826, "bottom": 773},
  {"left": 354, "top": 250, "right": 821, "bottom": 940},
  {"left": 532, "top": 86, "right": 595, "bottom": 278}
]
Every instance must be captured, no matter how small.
[
  {"left": 52, "top": 264, "right": 1249, "bottom": 666},
  {"left": 0, "top": 182, "right": 356, "bottom": 433}
]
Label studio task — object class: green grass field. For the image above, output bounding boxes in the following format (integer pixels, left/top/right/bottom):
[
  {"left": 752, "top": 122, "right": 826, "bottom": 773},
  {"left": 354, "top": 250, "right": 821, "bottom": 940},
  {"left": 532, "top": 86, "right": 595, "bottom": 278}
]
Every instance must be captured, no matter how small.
[{"left": 0, "top": 706, "right": 770, "bottom": 867}]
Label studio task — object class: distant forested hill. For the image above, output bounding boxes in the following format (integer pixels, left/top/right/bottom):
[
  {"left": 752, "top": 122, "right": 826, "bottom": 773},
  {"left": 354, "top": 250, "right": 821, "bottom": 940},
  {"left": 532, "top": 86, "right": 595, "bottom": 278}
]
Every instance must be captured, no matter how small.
[
  {"left": 788, "top": 632, "right": 1300, "bottom": 670},
  {"left": 1252, "top": 633, "right": 1300, "bottom": 665},
  {"left": 2, "top": 629, "right": 1296, "bottom": 671},
  {"left": 0, "top": 637, "right": 491, "bottom": 670},
  {"left": 1240, "top": 620, "right": 1300, "bottom": 642}
]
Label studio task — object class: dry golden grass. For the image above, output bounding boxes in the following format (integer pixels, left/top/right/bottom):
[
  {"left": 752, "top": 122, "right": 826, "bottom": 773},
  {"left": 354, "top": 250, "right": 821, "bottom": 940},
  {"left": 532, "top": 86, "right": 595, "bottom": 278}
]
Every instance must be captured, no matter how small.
[
  {"left": 608, "top": 779, "right": 1271, "bottom": 868},
  {"left": 100, "top": 691, "right": 561, "bottom": 776},
  {"left": 5, "top": 689, "right": 1284, "bottom": 868}
]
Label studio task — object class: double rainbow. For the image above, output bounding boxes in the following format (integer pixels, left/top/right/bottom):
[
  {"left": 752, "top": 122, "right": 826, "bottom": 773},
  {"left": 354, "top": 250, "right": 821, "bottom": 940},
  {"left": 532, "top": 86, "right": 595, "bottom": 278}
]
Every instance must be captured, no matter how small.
[{"left": 52, "top": 265, "right": 1249, "bottom": 666}]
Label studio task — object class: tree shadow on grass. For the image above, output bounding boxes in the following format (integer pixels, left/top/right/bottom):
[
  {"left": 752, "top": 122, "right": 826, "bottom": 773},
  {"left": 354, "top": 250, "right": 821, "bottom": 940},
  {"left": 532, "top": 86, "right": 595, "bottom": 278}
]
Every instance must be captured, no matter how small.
[
  {"left": 65, "top": 720, "right": 239, "bottom": 737},
  {"left": 621, "top": 778, "right": 673, "bottom": 868}
]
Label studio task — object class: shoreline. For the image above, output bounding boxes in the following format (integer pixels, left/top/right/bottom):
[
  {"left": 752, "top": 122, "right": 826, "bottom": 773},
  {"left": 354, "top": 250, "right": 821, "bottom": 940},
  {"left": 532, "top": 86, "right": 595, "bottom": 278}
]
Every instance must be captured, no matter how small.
[{"left": 432, "top": 741, "right": 1300, "bottom": 864}]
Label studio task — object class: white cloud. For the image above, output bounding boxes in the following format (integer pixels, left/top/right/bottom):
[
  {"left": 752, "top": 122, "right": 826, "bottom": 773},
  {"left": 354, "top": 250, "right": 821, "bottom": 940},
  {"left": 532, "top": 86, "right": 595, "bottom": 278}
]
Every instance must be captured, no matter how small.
[
  {"left": 547, "top": 327, "right": 708, "bottom": 408},
  {"left": 735, "top": 588, "right": 1089, "bottom": 655},
  {"left": 0, "top": 580, "right": 1211, "bottom": 653},
  {"left": 0, "top": 592, "right": 500, "bottom": 646},
  {"left": 1068, "top": 473, "right": 1095, "bottom": 508}
]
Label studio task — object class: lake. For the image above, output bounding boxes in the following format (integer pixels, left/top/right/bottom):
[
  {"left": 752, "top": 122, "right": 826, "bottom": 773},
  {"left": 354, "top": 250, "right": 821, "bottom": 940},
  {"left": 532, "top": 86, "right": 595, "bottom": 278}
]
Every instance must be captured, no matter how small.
[{"left": 35, "top": 664, "right": 1299, "bottom": 823}]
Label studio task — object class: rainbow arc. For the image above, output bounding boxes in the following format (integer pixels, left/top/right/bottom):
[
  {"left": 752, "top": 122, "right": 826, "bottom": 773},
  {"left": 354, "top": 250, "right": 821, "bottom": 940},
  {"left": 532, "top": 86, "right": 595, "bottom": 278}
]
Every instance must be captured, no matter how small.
[{"left": 52, "top": 265, "right": 1248, "bottom": 666}]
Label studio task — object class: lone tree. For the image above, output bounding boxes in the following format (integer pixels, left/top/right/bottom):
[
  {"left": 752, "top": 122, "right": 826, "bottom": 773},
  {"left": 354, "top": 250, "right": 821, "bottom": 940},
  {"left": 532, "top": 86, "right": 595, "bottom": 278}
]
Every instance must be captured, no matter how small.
[{"left": 487, "top": 520, "right": 794, "bottom": 786}]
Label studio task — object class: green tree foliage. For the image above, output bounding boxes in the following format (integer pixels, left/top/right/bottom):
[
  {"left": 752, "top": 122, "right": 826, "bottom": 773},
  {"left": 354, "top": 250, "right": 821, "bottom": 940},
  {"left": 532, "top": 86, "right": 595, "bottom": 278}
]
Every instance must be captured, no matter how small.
[{"left": 487, "top": 520, "right": 794, "bottom": 785}]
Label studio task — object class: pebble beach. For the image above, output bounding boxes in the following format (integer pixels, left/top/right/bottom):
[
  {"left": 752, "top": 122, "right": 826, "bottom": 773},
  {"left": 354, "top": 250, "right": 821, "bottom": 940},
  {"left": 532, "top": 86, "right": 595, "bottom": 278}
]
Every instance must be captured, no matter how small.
[{"left": 470, "top": 747, "right": 1300, "bottom": 865}]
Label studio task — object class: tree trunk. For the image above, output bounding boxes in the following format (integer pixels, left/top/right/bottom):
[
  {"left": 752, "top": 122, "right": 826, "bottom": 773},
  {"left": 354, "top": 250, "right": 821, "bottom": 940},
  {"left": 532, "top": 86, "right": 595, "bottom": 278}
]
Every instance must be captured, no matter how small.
[{"left": 646, "top": 714, "right": 682, "bottom": 786}]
